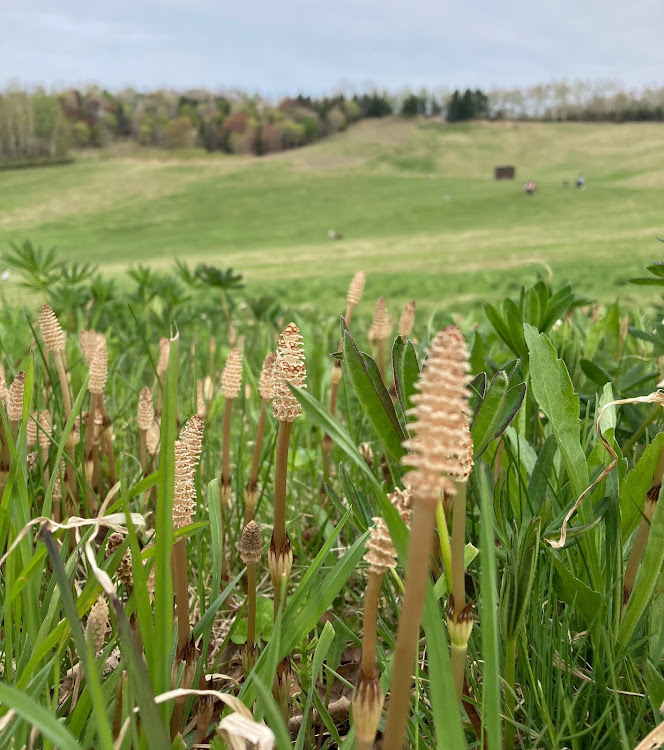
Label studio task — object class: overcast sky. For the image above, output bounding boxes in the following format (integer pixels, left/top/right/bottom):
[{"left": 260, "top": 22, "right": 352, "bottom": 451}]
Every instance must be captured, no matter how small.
[{"left": 2, "top": 0, "right": 663, "bottom": 96}]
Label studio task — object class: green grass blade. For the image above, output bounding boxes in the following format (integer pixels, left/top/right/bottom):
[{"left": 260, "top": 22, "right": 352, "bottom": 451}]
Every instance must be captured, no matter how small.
[
  {"left": 153, "top": 334, "right": 179, "bottom": 712},
  {"left": 0, "top": 683, "right": 80, "bottom": 750},
  {"left": 477, "top": 464, "right": 502, "bottom": 749},
  {"left": 42, "top": 529, "right": 114, "bottom": 750},
  {"left": 252, "top": 676, "right": 292, "bottom": 750}
]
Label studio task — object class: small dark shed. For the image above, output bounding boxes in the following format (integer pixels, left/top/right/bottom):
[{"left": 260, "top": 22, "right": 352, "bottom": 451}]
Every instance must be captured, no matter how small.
[{"left": 494, "top": 165, "right": 515, "bottom": 180}]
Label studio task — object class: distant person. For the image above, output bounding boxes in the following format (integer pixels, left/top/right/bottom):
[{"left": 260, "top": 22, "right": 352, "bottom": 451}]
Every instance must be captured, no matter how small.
[
  {"left": 524, "top": 180, "right": 537, "bottom": 196},
  {"left": 576, "top": 175, "right": 586, "bottom": 190}
]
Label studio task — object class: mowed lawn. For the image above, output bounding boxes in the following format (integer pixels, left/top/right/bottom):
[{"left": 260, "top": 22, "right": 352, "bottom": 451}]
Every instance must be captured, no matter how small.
[{"left": 2, "top": 118, "right": 664, "bottom": 313}]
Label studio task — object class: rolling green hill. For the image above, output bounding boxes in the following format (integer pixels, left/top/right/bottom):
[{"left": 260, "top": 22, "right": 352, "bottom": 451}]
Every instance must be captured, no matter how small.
[{"left": 2, "top": 118, "right": 663, "bottom": 313}]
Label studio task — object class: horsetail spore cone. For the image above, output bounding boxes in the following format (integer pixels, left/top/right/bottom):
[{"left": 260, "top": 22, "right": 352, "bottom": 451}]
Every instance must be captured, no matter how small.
[
  {"left": 221, "top": 347, "right": 242, "bottom": 494},
  {"left": 41, "top": 305, "right": 72, "bottom": 418},
  {"left": 86, "top": 596, "right": 110, "bottom": 657},
  {"left": 398, "top": 300, "right": 416, "bottom": 337},
  {"left": 84, "top": 336, "right": 107, "bottom": 514},
  {"left": 7, "top": 371, "right": 25, "bottom": 432},
  {"left": 172, "top": 435, "right": 199, "bottom": 655},
  {"left": 345, "top": 270, "right": 366, "bottom": 324},
  {"left": 240, "top": 520, "right": 262, "bottom": 677},
  {"left": 352, "top": 518, "right": 396, "bottom": 750},
  {"left": 271, "top": 323, "right": 306, "bottom": 616},
  {"left": 383, "top": 325, "right": 472, "bottom": 750}
]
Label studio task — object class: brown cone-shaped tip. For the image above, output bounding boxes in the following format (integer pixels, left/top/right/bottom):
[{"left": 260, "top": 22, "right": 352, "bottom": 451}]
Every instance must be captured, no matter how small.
[
  {"left": 347, "top": 270, "right": 366, "bottom": 307},
  {"left": 364, "top": 517, "right": 397, "bottom": 575},
  {"left": 272, "top": 323, "right": 306, "bottom": 422},
  {"left": 40, "top": 304, "right": 65, "bottom": 354},
  {"left": 239, "top": 520, "right": 262, "bottom": 565},
  {"left": 398, "top": 300, "right": 416, "bottom": 337},
  {"left": 258, "top": 351, "right": 277, "bottom": 403},
  {"left": 221, "top": 348, "right": 243, "bottom": 399},
  {"left": 7, "top": 371, "right": 25, "bottom": 422},
  {"left": 372, "top": 297, "right": 391, "bottom": 341},
  {"left": 402, "top": 325, "right": 473, "bottom": 502},
  {"left": 88, "top": 336, "right": 108, "bottom": 394},
  {"left": 137, "top": 387, "right": 154, "bottom": 431}
]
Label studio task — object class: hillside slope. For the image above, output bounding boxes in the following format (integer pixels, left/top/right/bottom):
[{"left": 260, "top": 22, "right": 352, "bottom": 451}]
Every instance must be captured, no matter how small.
[{"left": 1, "top": 118, "right": 663, "bottom": 312}]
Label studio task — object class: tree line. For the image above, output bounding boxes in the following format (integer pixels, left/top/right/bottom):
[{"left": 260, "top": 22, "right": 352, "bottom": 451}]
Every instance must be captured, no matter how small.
[{"left": 2, "top": 80, "right": 664, "bottom": 162}]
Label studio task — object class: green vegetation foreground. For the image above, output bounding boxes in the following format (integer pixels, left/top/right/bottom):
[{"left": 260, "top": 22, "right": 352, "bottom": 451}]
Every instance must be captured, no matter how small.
[
  {"left": 1, "top": 247, "right": 664, "bottom": 748},
  {"left": 1, "top": 119, "right": 664, "bottom": 312}
]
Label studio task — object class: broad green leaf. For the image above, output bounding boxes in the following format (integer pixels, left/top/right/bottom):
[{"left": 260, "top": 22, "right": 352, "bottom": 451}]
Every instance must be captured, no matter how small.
[
  {"left": 472, "top": 371, "right": 509, "bottom": 457},
  {"left": 232, "top": 596, "right": 273, "bottom": 644},
  {"left": 472, "top": 371, "right": 527, "bottom": 459},
  {"left": 341, "top": 325, "right": 405, "bottom": 462},
  {"left": 504, "top": 299, "right": 528, "bottom": 360},
  {"left": 580, "top": 359, "right": 611, "bottom": 387},
  {"left": 527, "top": 434, "right": 557, "bottom": 513},
  {"left": 524, "top": 324, "right": 589, "bottom": 501},
  {"left": 392, "top": 335, "right": 420, "bottom": 418},
  {"left": 485, "top": 303, "right": 514, "bottom": 353},
  {"left": 619, "top": 432, "right": 664, "bottom": 541}
]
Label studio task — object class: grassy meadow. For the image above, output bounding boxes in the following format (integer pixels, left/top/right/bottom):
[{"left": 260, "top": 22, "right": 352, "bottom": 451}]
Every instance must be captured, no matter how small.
[
  {"left": 1, "top": 119, "right": 664, "bottom": 312},
  {"left": 2, "top": 119, "right": 664, "bottom": 750}
]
